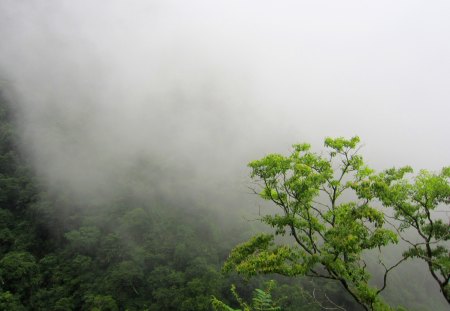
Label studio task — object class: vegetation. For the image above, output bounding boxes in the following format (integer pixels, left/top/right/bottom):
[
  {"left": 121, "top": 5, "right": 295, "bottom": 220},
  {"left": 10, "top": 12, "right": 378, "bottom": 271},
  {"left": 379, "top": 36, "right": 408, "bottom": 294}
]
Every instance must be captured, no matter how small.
[
  {"left": 360, "top": 166, "right": 450, "bottom": 302},
  {"left": 0, "top": 89, "right": 448, "bottom": 310},
  {"left": 0, "top": 92, "right": 224, "bottom": 310},
  {"left": 224, "top": 136, "right": 449, "bottom": 310},
  {"left": 212, "top": 280, "right": 280, "bottom": 311},
  {"left": 0, "top": 92, "right": 320, "bottom": 310}
]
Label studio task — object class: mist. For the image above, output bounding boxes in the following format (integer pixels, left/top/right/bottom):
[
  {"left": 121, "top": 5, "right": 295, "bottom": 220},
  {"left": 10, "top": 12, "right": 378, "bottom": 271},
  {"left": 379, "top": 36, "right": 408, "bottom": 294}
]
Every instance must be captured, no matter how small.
[
  {"left": 1, "top": 0, "right": 449, "bottom": 203},
  {"left": 1, "top": 1, "right": 449, "bottom": 309}
]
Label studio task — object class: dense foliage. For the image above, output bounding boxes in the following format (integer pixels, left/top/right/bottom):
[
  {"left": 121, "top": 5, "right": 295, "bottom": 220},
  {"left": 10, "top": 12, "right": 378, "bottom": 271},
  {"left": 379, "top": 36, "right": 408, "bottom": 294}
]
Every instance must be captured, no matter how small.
[
  {"left": 359, "top": 166, "right": 450, "bottom": 302},
  {"left": 212, "top": 280, "right": 281, "bottom": 311},
  {"left": 0, "top": 92, "right": 226, "bottom": 310}
]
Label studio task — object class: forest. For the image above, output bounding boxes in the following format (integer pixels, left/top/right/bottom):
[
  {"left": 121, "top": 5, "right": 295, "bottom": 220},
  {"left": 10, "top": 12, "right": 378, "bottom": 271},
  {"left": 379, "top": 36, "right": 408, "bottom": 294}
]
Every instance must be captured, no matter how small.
[
  {"left": 0, "top": 90, "right": 448, "bottom": 310},
  {"left": 0, "top": 90, "right": 351, "bottom": 310},
  {"left": 1, "top": 1, "right": 449, "bottom": 310}
]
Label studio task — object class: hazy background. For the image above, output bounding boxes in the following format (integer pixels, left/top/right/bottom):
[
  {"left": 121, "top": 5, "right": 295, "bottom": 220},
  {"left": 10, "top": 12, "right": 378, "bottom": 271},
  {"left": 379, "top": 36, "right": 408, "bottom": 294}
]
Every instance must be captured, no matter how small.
[
  {"left": 0, "top": 0, "right": 449, "bottom": 308},
  {"left": 1, "top": 0, "right": 449, "bottom": 201}
]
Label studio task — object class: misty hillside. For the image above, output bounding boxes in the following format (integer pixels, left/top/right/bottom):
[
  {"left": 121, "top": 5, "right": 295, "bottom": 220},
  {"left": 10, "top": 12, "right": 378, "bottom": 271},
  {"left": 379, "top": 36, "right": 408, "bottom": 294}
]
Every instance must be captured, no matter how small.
[
  {"left": 0, "top": 88, "right": 448, "bottom": 311},
  {"left": 0, "top": 90, "right": 363, "bottom": 310},
  {"left": 0, "top": 1, "right": 449, "bottom": 311}
]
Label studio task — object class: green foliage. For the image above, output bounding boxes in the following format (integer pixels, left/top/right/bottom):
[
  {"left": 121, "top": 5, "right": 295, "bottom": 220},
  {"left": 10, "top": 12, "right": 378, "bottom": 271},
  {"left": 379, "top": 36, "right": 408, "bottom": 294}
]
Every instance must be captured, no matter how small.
[
  {"left": 0, "top": 251, "right": 39, "bottom": 300},
  {"left": 358, "top": 165, "right": 450, "bottom": 302},
  {"left": 226, "top": 137, "right": 407, "bottom": 310},
  {"left": 65, "top": 226, "right": 101, "bottom": 255},
  {"left": 212, "top": 281, "right": 281, "bottom": 311},
  {"left": 0, "top": 91, "right": 237, "bottom": 310},
  {"left": 83, "top": 294, "right": 118, "bottom": 311},
  {"left": 0, "top": 291, "right": 26, "bottom": 311}
]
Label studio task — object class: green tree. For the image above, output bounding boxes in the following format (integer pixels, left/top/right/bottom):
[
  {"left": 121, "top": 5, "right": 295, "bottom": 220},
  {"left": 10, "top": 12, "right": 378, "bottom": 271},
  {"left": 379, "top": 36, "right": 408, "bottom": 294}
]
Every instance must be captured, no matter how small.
[
  {"left": 0, "top": 251, "right": 39, "bottom": 304},
  {"left": 0, "top": 291, "right": 26, "bottom": 311},
  {"left": 83, "top": 294, "right": 118, "bottom": 311},
  {"left": 359, "top": 166, "right": 450, "bottom": 303},
  {"left": 224, "top": 137, "right": 404, "bottom": 311}
]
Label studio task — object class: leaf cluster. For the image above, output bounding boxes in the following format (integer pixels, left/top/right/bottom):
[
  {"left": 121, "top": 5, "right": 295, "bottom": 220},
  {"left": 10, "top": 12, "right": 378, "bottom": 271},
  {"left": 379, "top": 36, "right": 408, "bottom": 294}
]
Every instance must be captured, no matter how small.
[{"left": 225, "top": 136, "right": 435, "bottom": 311}]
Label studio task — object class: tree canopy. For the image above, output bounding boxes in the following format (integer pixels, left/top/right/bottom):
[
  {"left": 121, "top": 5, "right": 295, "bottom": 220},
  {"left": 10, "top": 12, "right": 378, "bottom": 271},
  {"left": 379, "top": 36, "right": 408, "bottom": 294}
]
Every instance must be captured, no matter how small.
[
  {"left": 224, "top": 136, "right": 449, "bottom": 310},
  {"left": 360, "top": 166, "right": 450, "bottom": 302}
]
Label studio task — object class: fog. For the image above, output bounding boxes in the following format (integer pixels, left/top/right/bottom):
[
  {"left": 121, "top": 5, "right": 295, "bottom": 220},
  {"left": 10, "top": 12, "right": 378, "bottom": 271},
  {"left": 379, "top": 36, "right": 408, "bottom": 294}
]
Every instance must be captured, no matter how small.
[
  {"left": 1, "top": 0, "right": 449, "bottom": 202},
  {"left": 1, "top": 1, "right": 449, "bottom": 308}
]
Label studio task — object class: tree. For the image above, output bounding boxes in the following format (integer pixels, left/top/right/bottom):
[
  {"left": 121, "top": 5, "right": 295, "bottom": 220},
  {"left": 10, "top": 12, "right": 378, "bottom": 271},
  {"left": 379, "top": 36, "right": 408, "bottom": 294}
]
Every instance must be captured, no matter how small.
[
  {"left": 0, "top": 251, "right": 39, "bottom": 304},
  {"left": 83, "top": 294, "right": 119, "bottom": 311},
  {"left": 224, "top": 137, "right": 407, "bottom": 311},
  {"left": 359, "top": 166, "right": 450, "bottom": 302},
  {"left": 0, "top": 291, "right": 26, "bottom": 311}
]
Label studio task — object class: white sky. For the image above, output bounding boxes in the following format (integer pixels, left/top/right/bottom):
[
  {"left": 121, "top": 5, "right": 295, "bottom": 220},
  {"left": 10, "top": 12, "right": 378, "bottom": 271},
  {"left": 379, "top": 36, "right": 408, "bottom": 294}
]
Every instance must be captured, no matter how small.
[{"left": 0, "top": 0, "right": 449, "bottom": 192}]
